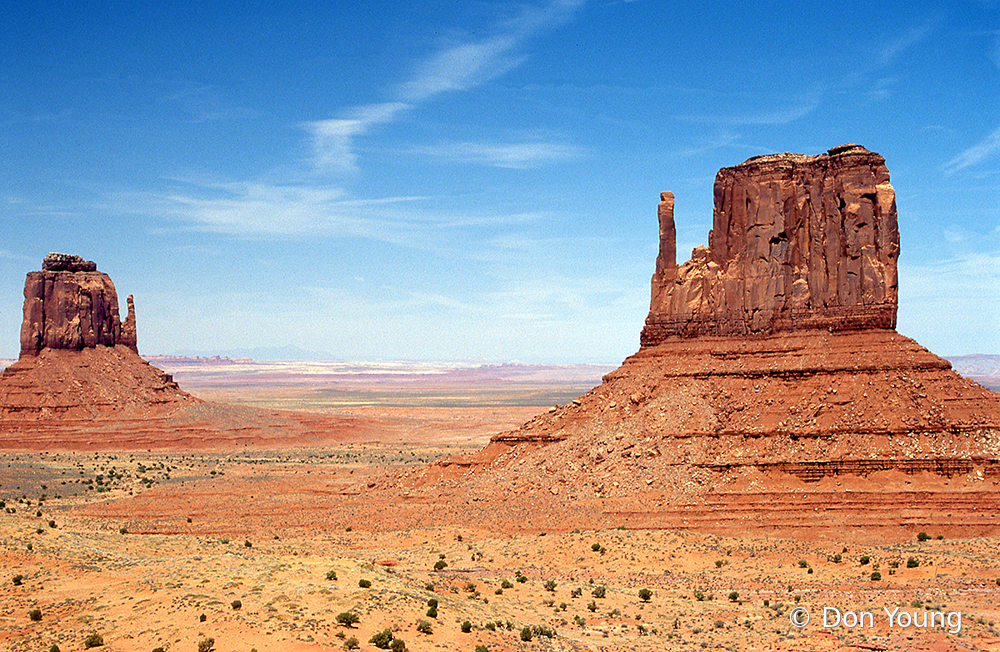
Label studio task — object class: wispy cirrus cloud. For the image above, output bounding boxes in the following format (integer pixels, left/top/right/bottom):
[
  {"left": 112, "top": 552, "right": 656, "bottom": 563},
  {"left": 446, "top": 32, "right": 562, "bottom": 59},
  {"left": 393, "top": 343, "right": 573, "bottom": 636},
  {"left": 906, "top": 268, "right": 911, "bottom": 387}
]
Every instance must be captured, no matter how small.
[
  {"left": 414, "top": 140, "right": 586, "bottom": 169},
  {"left": 943, "top": 125, "right": 1000, "bottom": 174},
  {"left": 305, "top": 0, "right": 588, "bottom": 173}
]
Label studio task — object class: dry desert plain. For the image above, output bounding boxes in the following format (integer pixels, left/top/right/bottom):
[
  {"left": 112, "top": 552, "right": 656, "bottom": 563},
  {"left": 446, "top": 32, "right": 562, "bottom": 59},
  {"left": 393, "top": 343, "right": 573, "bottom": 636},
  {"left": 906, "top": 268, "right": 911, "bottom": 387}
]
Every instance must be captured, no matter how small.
[{"left": 3, "top": 359, "right": 1000, "bottom": 652}]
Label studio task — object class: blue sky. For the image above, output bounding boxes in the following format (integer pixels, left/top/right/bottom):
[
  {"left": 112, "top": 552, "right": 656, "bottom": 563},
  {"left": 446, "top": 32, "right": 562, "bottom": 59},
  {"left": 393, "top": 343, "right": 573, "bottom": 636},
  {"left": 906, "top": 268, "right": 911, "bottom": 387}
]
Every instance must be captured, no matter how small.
[{"left": 2, "top": 0, "right": 998, "bottom": 363}]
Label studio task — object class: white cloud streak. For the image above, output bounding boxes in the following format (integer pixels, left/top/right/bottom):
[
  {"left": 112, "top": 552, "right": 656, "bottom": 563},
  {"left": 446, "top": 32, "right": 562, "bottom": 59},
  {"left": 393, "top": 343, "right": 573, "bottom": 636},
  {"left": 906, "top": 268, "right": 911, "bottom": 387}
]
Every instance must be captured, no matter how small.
[
  {"left": 414, "top": 140, "right": 586, "bottom": 168},
  {"left": 943, "top": 125, "right": 1000, "bottom": 174},
  {"left": 305, "top": 0, "right": 588, "bottom": 173}
]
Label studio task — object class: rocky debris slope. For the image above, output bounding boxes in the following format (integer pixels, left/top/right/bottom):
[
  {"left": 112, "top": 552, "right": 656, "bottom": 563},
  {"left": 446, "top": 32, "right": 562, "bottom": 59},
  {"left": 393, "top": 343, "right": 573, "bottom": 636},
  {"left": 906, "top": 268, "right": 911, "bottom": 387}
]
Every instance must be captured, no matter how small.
[{"left": 642, "top": 144, "right": 898, "bottom": 345}]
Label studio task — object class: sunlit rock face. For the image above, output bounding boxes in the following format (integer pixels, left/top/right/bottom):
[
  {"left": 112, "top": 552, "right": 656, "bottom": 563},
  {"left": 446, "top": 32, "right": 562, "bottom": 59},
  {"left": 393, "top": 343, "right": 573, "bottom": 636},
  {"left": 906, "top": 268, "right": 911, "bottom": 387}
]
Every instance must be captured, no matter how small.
[
  {"left": 19, "top": 253, "right": 138, "bottom": 357},
  {"left": 641, "top": 144, "right": 898, "bottom": 346}
]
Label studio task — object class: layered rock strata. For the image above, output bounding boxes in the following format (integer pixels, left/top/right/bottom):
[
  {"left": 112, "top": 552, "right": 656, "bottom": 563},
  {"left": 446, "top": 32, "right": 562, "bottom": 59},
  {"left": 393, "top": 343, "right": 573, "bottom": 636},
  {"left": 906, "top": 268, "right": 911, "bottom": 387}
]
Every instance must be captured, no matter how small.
[
  {"left": 20, "top": 253, "right": 138, "bottom": 356},
  {"left": 641, "top": 144, "right": 898, "bottom": 345}
]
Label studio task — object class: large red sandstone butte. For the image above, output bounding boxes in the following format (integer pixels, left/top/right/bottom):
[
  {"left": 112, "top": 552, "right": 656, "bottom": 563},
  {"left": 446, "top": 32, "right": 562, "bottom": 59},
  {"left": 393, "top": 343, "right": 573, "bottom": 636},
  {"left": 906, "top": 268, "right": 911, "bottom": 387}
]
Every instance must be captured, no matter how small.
[
  {"left": 0, "top": 254, "right": 351, "bottom": 448},
  {"left": 642, "top": 144, "right": 898, "bottom": 344},
  {"left": 374, "top": 145, "right": 1000, "bottom": 534}
]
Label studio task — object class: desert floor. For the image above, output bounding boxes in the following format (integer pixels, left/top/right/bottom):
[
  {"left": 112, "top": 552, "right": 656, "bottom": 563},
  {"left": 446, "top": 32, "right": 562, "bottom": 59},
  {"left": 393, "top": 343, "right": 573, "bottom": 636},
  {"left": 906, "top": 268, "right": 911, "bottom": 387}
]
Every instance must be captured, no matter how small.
[{"left": 3, "top": 364, "right": 1000, "bottom": 652}]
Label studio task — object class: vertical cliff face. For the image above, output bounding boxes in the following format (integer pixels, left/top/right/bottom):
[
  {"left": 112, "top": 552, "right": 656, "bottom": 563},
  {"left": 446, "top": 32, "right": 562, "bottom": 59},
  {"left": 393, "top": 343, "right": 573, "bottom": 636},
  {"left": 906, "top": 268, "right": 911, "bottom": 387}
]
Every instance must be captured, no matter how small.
[
  {"left": 19, "top": 254, "right": 137, "bottom": 357},
  {"left": 641, "top": 144, "right": 899, "bottom": 346}
]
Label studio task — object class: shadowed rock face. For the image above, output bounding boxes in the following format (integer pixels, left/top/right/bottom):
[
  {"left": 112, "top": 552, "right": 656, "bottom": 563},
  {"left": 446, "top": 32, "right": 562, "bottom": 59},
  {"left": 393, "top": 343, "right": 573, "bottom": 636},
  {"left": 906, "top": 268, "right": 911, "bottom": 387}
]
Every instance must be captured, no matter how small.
[
  {"left": 19, "top": 253, "right": 138, "bottom": 357},
  {"left": 641, "top": 144, "right": 898, "bottom": 345}
]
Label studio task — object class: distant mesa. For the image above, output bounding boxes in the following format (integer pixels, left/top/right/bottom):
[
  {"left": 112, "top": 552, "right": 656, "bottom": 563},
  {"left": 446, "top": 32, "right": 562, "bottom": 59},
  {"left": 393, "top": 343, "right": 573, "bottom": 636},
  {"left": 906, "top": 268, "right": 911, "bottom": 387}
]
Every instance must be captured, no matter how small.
[{"left": 1, "top": 253, "right": 192, "bottom": 421}]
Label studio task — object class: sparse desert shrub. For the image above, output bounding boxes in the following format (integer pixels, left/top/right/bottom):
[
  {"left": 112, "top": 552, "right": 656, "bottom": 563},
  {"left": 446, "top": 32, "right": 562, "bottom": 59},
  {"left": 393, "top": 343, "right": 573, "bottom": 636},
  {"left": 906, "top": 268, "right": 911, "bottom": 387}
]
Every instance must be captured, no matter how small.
[
  {"left": 433, "top": 560, "right": 447, "bottom": 571},
  {"left": 501, "top": 579, "right": 513, "bottom": 589},
  {"left": 591, "top": 585, "right": 606, "bottom": 598},
  {"left": 389, "top": 639, "right": 406, "bottom": 652},
  {"left": 343, "top": 636, "right": 360, "bottom": 650},
  {"left": 859, "top": 555, "right": 871, "bottom": 565},
  {"left": 485, "top": 622, "right": 496, "bottom": 630},
  {"left": 48, "top": 520, "right": 56, "bottom": 528},
  {"left": 639, "top": 588, "right": 652, "bottom": 602},
  {"left": 520, "top": 626, "right": 533, "bottom": 642},
  {"left": 427, "top": 598, "right": 438, "bottom": 608},
  {"left": 13, "top": 574, "right": 23, "bottom": 586},
  {"left": 797, "top": 560, "right": 808, "bottom": 568},
  {"left": 359, "top": 579, "right": 372, "bottom": 588},
  {"left": 199, "top": 613, "right": 206, "bottom": 622},
  {"left": 244, "top": 540, "right": 252, "bottom": 548},
  {"left": 544, "top": 579, "right": 557, "bottom": 592},
  {"left": 591, "top": 542, "right": 602, "bottom": 552},
  {"left": 49, "top": 645, "right": 61, "bottom": 652},
  {"left": 369, "top": 628, "right": 394, "bottom": 649},
  {"left": 494, "top": 587, "right": 503, "bottom": 595},
  {"left": 870, "top": 571, "right": 882, "bottom": 581},
  {"left": 570, "top": 587, "right": 582, "bottom": 597},
  {"left": 416, "top": 619, "right": 432, "bottom": 634},
  {"left": 907, "top": 557, "right": 920, "bottom": 568},
  {"left": 574, "top": 614, "right": 586, "bottom": 627},
  {"left": 728, "top": 591, "right": 739, "bottom": 602},
  {"left": 694, "top": 591, "right": 706, "bottom": 601},
  {"left": 714, "top": 619, "right": 725, "bottom": 629},
  {"left": 119, "top": 527, "right": 128, "bottom": 535},
  {"left": 832, "top": 553, "right": 842, "bottom": 563},
  {"left": 230, "top": 599, "right": 242, "bottom": 610},
  {"left": 532, "top": 625, "right": 555, "bottom": 638},
  {"left": 917, "top": 531, "right": 930, "bottom": 542},
  {"left": 326, "top": 570, "right": 338, "bottom": 581},
  {"left": 426, "top": 606, "right": 437, "bottom": 618},
  {"left": 516, "top": 574, "right": 527, "bottom": 583},
  {"left": 715, "top": 560, "right": 724, "bottom": 568},
  {"left": 29, "top": 608, "right": 42, "bottom": 621},
  {"left": 337, "top": 612, "right": 359, "bottom": 628},
  {"left": 475, "top": 646, "right": 489, "bottom": 652},
  {"left": 152, "top": 648, "right": 164, "bottom": 652},
  {"left": 83, "top": 633, "right": 104, "bottom": 648},
  {"left": 461, "top": 620, "right": 472, "bottom": 633},
  {"left": 197, "top": 638, "right": 214, "bottom": 652}
]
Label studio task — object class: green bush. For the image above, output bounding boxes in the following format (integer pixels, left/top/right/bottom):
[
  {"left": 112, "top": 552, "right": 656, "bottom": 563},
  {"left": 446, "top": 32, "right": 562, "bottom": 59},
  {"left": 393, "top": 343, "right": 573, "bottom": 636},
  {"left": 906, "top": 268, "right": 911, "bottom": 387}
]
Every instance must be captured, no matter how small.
[
  {"left": 859, "top": 555, "right": 871, "bottom": 565},
  {"left": 13, "top": 574, "right": 23, "bottom": 586},
  {"left": 244, "top": 540, "right": 252, "bottom": 548},
  {"left": 426, "top": 606, "right": 437, "bottom": 618},
  {"left": 461, "top": 620, "right": 472, "bottom": 633},
  {"left": 520, "top": 626, "right": 532, "bottom": 642},
  {"left": 337, "top": 612, "right": 360, "bottom": 628},
  {"left": 49, "top": 645, "right": 60, "bottom": 652},
  {"left": 587, "top": 601, "right": 597, "bottom": 612},
  {"left": 728, "top": 591, "right": 738, "bottom": 602},
  {"left": 359, "top": 579, "right": 372, "bottom": 588},
  {"left": 433, "top": 560, "right": 447, "bottom": 571},
  {"left": 197, "top": 638, "right": 214, "bottom": 652},
  {"left": 343, "top": 636, "right": 360, "bottom": 650},
  {"left": 83, "top": 633, "right": 104, "bottom": 649},
  {"left": 797, "top": 560, "right": 808, "bottom": 568},
  {"left": 870, "top": 571, "right": 882, "bottom": 581},
  {"left": 416, "top": 619, "right": 432, "bottom": 634},
  {"left": 199, "top": 613, "right": 206, "bottom": 622},
  {"left": 543, "top": 579, "right": 557, "bottom": 592},
  {"left": 907, "top": 557, "right": 919, "bottom": 568},
  {"left": 389, "top": 640, "right": 406, "bottom": 652},
  {"left": 369, "top": 628, "right": 394, "bottom": 649},
  {"left": 639, "top": 588, "right": 652, "bottom": 602},
  {"left": 29, "top": 608, "right": 42, "bottom": 621},
  {"left": 591, "top": 585, "right": 606, "bottom": 598},
  {"left": 231, "top": 599, "right": 242, "bottom": 610},
  {"left": 475, "top": 646, "right": 489, "bottom": 652},
  {"left": 591, "top": 542, "right": 602, "bottom": 552},
  {"left": 326, "top": 570, "right": 338, "bottom": 581},
  {"left": 501, "top": 579, "right": 513, "bottom": 589},
  {"left": 516, "top": 574, "right": 527, "bottom": 583},
  {"left": 917, "top": 531, "right": 930, "bottom": 542}
]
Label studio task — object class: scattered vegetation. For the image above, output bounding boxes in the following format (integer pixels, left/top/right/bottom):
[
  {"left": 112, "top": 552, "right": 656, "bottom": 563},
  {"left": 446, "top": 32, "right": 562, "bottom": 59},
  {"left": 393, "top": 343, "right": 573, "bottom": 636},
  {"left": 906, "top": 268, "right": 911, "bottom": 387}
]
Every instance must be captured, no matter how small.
[
  {"left": 416, "top": 619, "right": 433, "bottom": 634},
  {"left": 13, "top": 574, "right": 23, "bottom": 586},
  {"left": 638, "top": 588, "right": 652, "bottom": 602},
  {"left": 326, "top": 570, "right": 338, "bottom": 581},
  {"left": 859, "top": 555, "right": 871, "bottom": 565},
  {"left": 29, "top": 608, "right": 42, "bottom": 621},
  {"left": 461, "top": 620, "right": 472, "bottom": 633},
  {"left": 337, "top": 612, "right": 360, "bottom": 628},
  {"left": 369, "top": 629, "right": 394, "bottom": 649},
  {"left": 230, "top": 600, "right": 242, "bottom": 610},
  {"left": 917, "top": 531, "right": 930, "bottom": 542},
  {"left": 907, "top": 557, "right": 920, "bottom": 568},
  {"left": 591, "top": 585, "right": 606, "bottom": 598},
  {"left": 359, "top": 579, "right": 372, "bottom": 588},
  {"left": 83, "top": 633, "right": 105, "bottom": 649},
  {"left": 870, "top": 571, "right": 882, "bottom": 581},
  {"left": 343, "top": 636, "right": 360, "bottom": 650},
  {"left": 197, "top": 638, "right": 214, "bottom": 652}
]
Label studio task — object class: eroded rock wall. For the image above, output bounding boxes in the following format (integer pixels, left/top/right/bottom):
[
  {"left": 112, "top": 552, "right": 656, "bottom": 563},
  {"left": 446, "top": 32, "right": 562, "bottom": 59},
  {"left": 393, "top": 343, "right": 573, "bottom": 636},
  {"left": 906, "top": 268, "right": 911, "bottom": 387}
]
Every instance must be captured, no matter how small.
[
  {"left": 641, "top": 144, "right": 898, "bottom": 346},
  {"left": 19, "top": 254, "right": 135, "bottom": 357}
]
